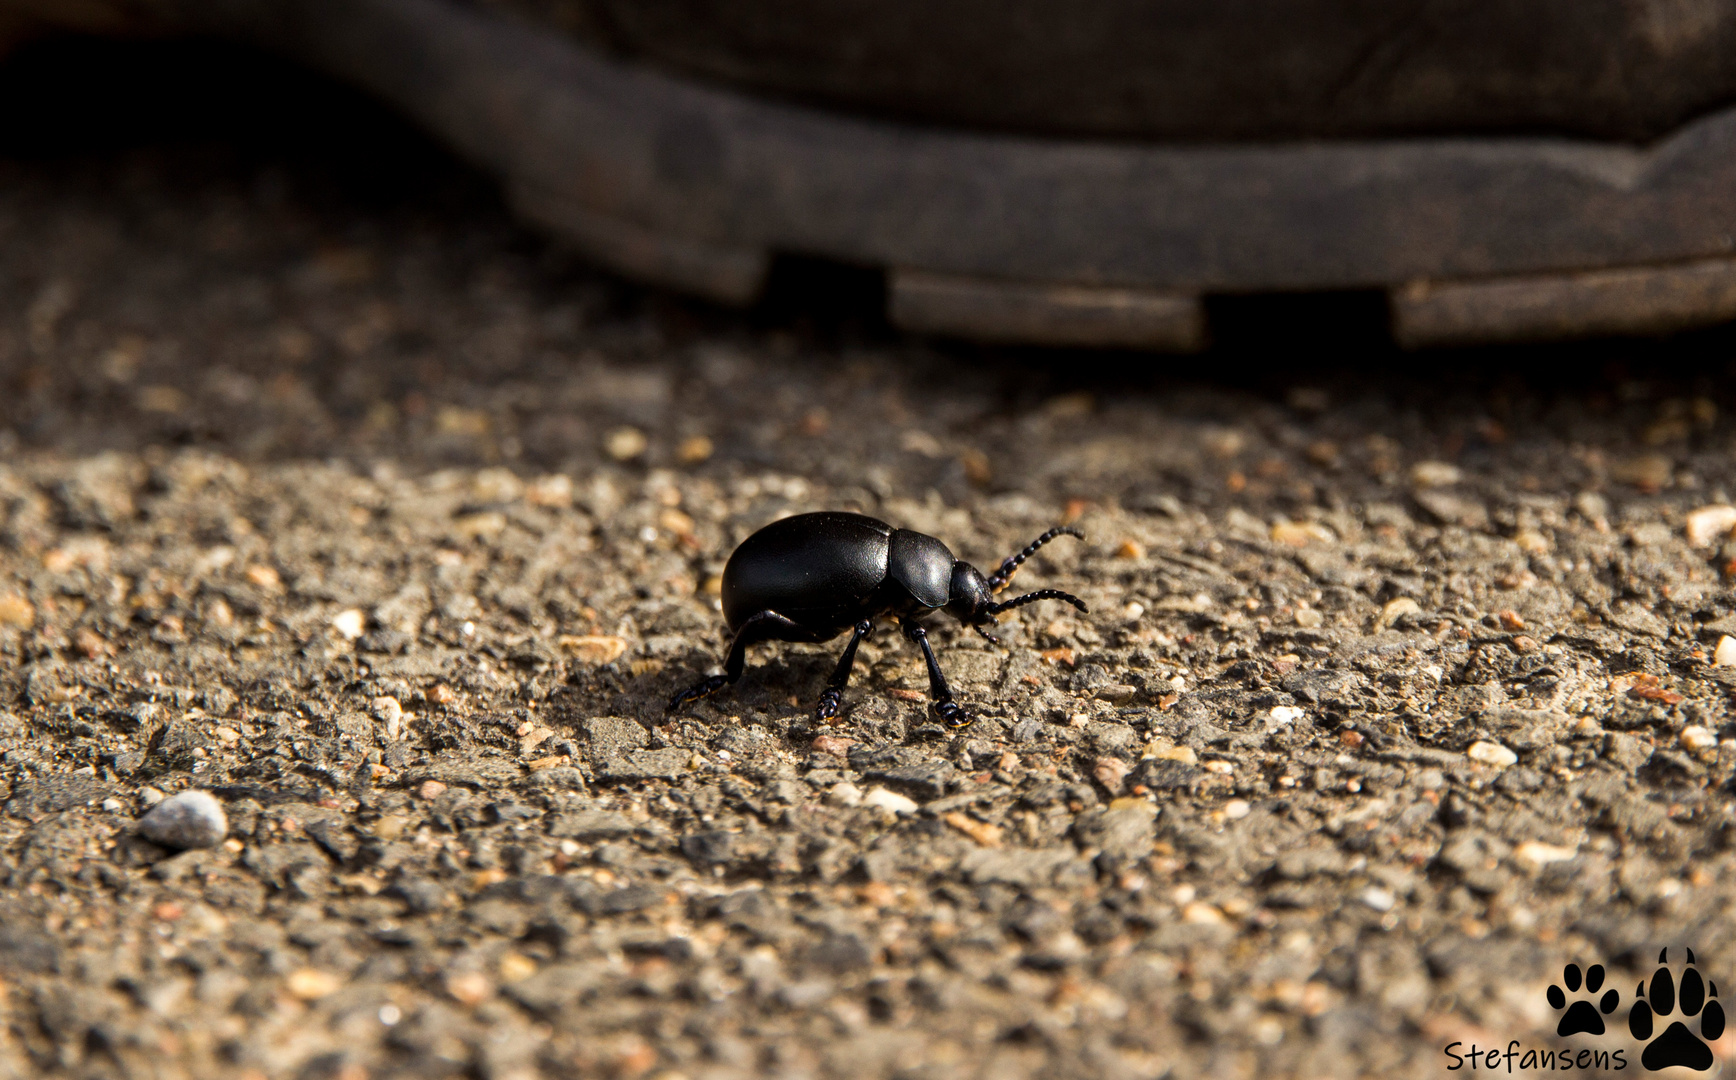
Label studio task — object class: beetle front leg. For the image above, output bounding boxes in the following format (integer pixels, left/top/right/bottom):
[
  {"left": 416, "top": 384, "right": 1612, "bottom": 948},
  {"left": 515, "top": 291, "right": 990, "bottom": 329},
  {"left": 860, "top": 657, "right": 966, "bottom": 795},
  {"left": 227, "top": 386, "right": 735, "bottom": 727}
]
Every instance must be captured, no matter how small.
[
  {"left": 815, "top": 619, "right": 873, "bottom": 723},
  {"left": 901, "top": 620, "right": 972, "bottom": 730}
]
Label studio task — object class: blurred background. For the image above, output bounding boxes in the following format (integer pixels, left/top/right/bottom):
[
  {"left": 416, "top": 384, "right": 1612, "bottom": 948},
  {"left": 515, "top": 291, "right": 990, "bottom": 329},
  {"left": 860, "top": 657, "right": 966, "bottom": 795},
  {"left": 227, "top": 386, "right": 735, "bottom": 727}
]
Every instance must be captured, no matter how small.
[{"left": 2, "top": 17, "right": 1736, "bottom": 468}]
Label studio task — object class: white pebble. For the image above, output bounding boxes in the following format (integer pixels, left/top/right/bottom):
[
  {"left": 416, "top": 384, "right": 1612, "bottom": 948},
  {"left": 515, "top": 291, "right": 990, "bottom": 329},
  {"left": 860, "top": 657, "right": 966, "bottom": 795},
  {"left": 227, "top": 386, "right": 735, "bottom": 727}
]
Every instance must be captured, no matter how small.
[
  {"left": 1360, "top": 886, "right": 1396, "bottom": 912},
  {"left": 825, "top": 781, "right": 863, "bottom": 808},
  {"left": 331, "top": 608, "right": 366, "bottom": 639},
  {"left": 1410, "top": 461, "right": 1461, "bottom": 488},
  {"left": 1265, "top": 705, "right": 1305, "bottom": 729},
  {"left": 136, "top": 790, "right": 228, "bottom": 850},
  {"left": 1514, "top": 841, "right": 1578, "bottom": 867},
  {"left": 1466, "top": 741, "right": 1518, "bottom": 768},
  {"left": 1223, "top": 799, "right": 1251, "bottom": 820},
  {"left": 1681, "top": 726, "right": 1719, "bottom": 752},
  {"left": 604, "top": 426, "right": 648, "bottom": 461},
  {"left": 1715, "top": 635, "right": 1736, "bottom": 667},
  {"left": 1686, "top": 504, "right": 1736, "bottom": 546},
  {"left": 861, "top": 786, "right": 918, "bottom": 816}
]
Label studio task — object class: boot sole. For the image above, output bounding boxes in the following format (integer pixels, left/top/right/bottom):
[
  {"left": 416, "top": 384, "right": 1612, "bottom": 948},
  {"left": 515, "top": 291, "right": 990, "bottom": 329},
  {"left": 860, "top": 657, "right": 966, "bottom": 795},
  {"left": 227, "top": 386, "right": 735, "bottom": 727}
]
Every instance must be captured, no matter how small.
[{"left": 212, "top": 0, "right": 1736, "bottom": 349}]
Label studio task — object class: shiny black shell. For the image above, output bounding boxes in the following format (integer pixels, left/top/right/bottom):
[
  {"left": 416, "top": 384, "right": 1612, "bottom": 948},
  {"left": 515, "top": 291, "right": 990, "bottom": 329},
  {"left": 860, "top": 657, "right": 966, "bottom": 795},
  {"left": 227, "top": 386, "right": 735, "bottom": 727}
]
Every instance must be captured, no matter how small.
[{"left": 720, "top": 511, "right": 956, "bottom": 635}]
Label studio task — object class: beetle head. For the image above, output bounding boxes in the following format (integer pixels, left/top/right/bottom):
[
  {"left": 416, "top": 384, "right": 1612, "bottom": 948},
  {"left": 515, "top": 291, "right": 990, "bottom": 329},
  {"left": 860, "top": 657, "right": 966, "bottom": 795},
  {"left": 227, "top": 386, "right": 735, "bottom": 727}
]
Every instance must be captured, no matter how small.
[
  {"left": 945, "top": 561, "right": 994, "bottom": 627},
  {"left": 948, "top": 558, "right": 1088, "bottom": 644}
]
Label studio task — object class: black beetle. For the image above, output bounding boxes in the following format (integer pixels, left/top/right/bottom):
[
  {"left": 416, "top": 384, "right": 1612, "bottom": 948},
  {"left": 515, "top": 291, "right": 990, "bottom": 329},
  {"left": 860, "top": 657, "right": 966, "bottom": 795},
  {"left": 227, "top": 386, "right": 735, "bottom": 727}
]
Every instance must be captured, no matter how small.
[{"left": 669, "top": 511, "right": 1086, "bottom": 729}]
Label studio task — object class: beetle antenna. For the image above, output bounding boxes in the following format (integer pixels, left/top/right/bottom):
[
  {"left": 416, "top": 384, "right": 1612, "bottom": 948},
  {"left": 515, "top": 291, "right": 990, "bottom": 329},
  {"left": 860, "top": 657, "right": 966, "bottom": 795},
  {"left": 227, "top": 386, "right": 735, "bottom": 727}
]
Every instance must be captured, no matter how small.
[
  {"left": 984, "top": 589, "right": 1087, "bottom": 616},
  {"left": 987, "top": 526, "right": 1084, "bottom": 593},
  {"left": 973, "top": 624, "right": 1000, "bottom": 645}
]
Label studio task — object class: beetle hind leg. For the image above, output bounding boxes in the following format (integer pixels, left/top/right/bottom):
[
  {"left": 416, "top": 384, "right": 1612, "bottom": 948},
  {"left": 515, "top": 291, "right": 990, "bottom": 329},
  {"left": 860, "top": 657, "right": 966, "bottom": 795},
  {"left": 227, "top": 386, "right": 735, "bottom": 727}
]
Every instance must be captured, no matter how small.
[
  {"left": 667, "top": 674, "right": 731, "bottom": 712},
  {"left": 668, "top": 609, "right": 811, "bottom": 714}
]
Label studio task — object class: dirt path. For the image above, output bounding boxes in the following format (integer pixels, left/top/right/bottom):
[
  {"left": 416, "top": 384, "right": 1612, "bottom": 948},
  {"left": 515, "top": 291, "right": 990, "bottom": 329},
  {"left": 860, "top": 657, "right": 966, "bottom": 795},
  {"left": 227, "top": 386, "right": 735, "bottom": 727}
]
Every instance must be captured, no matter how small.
[{"left": 5, "top": 37, "right": 1736, "bottom": 1080}]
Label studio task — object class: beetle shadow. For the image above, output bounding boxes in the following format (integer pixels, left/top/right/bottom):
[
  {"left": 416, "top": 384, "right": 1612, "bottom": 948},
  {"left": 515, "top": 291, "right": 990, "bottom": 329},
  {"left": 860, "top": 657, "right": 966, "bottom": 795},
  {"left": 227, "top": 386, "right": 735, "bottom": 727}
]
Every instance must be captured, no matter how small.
[{"left": 655, "top": 644, "right": 842, "bottom": 721}]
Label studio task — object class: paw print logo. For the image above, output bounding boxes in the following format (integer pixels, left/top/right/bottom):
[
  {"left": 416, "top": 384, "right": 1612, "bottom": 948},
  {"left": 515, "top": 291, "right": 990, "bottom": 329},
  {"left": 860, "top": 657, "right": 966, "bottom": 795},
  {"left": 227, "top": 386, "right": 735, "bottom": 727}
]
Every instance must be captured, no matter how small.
[
  {"left": 1547, "top": 962, "right": 1620, "bottom": 1035},
  {"left": 1630, "top": 947, "right": 1726, "bottom": 1072}
]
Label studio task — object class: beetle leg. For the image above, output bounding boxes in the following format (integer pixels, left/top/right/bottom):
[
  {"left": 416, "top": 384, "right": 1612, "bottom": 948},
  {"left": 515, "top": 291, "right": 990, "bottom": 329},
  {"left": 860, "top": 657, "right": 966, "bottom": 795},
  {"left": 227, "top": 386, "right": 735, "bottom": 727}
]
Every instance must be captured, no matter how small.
[
  {"left": 901, "top": 620, "right": 973, "bottom": 730},
  {"left": 668, "top": 609, "right": 809, "bottom": 713},
  {"left": 815, "top": 619, "right": 873, "bottom": 723}
]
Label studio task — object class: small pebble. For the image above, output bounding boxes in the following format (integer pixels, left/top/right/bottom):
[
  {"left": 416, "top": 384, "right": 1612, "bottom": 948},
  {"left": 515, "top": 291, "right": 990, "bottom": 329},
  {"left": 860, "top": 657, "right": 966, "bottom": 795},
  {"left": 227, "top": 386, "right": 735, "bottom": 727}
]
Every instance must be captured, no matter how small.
[
  {"left": 498, "top": 952, "right": 538, "bottom": 983},
  {"left": 418, "top": 780, "right": 448, "bottom": 800},
  {"left": 1680, "top": 725, "right": 1718, "bottom": 752},
  {"left": 559, "top": 634, "right": 629, "bottom": 665},
  {"left": 1686, "top": 504, "right": 1736, "bottom": 546},
  {"left": 330, "top": 608, "right": 365, "bottom": 639},
  {"left": 810, "top": 734, "right": 855, "bottom": 757},
  {"left": 1095, "top": 684, "right": 1137, "bottom": 705},
  {"left": 1714, "top": 635, "right": 1736, "bottom": 667},
  {"left": 604, "top": 426, "right": 648, "bottom": 461},
  {"left": 677, "top": 435, "right": 714, "bottom": 463},
  {"left": 861, "top": 786, "right": 918, "bottom": 816},
  {"left": 1410, "top": 461, "right": 1461, "bottom": 488},
  {"left": 1466, "top": 741, "right": 1518, "bottom": 768},
  {"left": 1514, "top": 841, "right": 1578, "bottom": 867},
  {"left": 825, "top": 782, "right": 863, "bottom": 808},
  {"left": 1223, "top": 799, "right": 1251, "bottom": 820},
  {"left": 136, "top": 790, "right": 227, "bottom": 850},
  {"left": 1151, "top": 744, "right": 1198, "bottom": 764},
  {"left": 1375, "top": 596, "right": 1420, "bottom": 630},
  {"left": 285, "top": 968, "right": 342, "bottom": 1000},
  {"left": 1092, "top": 755, "right": 1130, "bottom": 794},
  {"left": 445, "top": 970, "right": 493, "bottom": 1006},
  {"left": 1360, "top": 886, "right": 1396, "bottom": 912}
]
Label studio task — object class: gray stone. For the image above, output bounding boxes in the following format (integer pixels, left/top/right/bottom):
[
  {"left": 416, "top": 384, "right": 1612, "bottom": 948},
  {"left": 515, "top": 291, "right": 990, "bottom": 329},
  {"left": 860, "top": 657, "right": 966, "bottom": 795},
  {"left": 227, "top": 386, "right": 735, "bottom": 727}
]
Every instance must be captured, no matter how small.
[
  {"left": 1603, "top": 732, "right": 1654, "bottom": 771},
  {"left": 547, "top": 810, "right": 637, "bottom": 841},
  {"left": 504, "top": 963, "right": 607, "bottom": 1017},
  {"left": 1085, "top": 722, "right": 1140, "bottom": 759},
  {"left": 1280, "top": 667, "right": 1362, "bottom": 706},
  {"left": 5, "top": 775, "right": 109, "bottom": 821},
  {"left": 1010, "top": 719, "right": 1045, "bottom": 743},
  {"left": 581, "top": 716, "right": 651, "bottom": 758},
  {"left": 135, "top": 790, "right": 227, "bottom": 850},
  {"left": 1412, "top": 490, "right": 1489, "bottom": 530},
  {"left": 960, "top": 846, "right": 1088, "bottom": 886},
  {"left": 859, "top": 760, "right": 957, "bottom": 801},
  {"left": 1481, "top": 706, "right": 1573, "bottom": 750},
  {"left": 1132, "top": 758, "right": 1203, "bottom": 792},
  {"left": 1071, "top": 801, "right": 1156, "bottom": 859},
  {"left": 1609, "top": 603, "right": 1669, "bottom": 639},
  {"left": 596, "top": 747, "right": 690, "bottom": 781},
  {"left": 407, "top": 756, "right": 522, "bottom": 788},
  {"left": 681, "top": 830, "right": 735, "bottom": 867}
]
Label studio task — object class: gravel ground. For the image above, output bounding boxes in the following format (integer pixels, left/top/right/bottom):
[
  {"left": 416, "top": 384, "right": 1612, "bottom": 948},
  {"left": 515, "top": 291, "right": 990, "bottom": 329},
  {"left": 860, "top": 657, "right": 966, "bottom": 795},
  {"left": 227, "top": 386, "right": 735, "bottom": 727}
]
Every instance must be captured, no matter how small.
[{"left": 9, "top": 38, "right": 1736, "bottom": 1080}]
